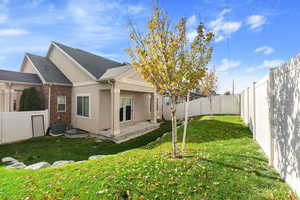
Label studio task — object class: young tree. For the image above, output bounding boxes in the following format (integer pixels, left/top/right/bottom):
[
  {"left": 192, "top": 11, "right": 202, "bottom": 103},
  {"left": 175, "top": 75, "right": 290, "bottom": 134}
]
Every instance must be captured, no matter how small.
[
  {"left": 200, "top": 69, "right": 218, "bottom": 115},
  {"left": 127, "top": 8, "right": 214, "bottom": 158}
]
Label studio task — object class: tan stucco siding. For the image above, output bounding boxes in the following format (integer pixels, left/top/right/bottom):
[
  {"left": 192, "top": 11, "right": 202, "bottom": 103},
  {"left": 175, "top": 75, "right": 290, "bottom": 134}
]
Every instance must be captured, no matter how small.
[
  {"left": 99, "top": 90, "right": 111, "bottom": 130},
  {"left": 118, "top": 82, "right": 154, "bottom": 93},
  {"left": 48, "top": 46, "right": 94, "bottom": 84},
  {"left": 21, "top": 58, "right": 38, "bottom": 74},
  {"left": 71, "top": 84, "right": 102, "bottom": 133}
]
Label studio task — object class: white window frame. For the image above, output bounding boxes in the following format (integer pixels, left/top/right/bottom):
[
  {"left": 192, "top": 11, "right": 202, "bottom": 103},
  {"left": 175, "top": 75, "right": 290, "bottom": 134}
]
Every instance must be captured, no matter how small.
[
  {"left": 57, "top": 96, "right": 66, "bottom": 113},
  {"left": 120, "top": 95, "right": 134, "bottom": 123},
  {"left": 76, "top": 94, "right": 91, "bottom": 118}
]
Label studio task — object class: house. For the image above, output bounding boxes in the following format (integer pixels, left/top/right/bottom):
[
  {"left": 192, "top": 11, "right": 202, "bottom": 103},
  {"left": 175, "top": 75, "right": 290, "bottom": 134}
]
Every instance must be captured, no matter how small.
[{"left": 0, "top": 41, "right": 162, "bottom": 142}]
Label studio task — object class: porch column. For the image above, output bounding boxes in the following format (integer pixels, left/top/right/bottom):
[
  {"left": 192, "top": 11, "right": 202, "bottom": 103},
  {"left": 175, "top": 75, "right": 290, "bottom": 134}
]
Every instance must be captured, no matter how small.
[
  {"left": 151, "top": 92, "right": 157, "bottom": 123},
  {"left": 111, "top": 83, "right": 120, "bottom": 136},
  {"left": 3, "top": 88, "right": 10, "bottom": 112}
]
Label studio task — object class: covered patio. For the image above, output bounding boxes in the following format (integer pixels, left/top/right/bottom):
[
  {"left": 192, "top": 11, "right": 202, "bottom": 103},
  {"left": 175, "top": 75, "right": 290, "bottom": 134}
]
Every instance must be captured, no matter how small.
[
  {"left": 99, "top": 121, "right": 160, "bottom": 143},
  {"left": 96, "top": 65, "right": 162, "bottom": 143}
]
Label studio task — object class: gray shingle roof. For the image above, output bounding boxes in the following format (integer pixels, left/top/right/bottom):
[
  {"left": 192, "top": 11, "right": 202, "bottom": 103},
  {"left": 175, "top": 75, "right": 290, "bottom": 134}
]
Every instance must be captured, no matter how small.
[
  {"left": 53, "top": 42, "right": 124, "bottom": 79},
  {"left": 0, "top": 69, "right": 42, "bottom": 84},
  {"left": 27, "top": 53, "right": 72, "bottom": 85}
]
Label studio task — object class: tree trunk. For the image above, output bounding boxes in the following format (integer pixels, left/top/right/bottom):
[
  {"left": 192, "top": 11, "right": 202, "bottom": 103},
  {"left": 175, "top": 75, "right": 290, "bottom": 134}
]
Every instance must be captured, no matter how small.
[
  {"left": 170, "top": 96, "right": 178, "bottom": 158},
  {"left": 181, "top": 92, "right": 190, "bottom": 153}
]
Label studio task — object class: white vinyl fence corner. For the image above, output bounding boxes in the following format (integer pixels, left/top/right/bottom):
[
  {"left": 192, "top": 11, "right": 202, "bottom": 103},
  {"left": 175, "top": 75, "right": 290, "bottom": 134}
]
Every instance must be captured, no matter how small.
[
  {"left": 240, "top": 53, "right": 300, "bottom": 197},
  {"left": 163, "top": 95, "right": 240, "bottom": 121},
  {"left": 0, "top": 110, "right": 48, "bottom": 144}
]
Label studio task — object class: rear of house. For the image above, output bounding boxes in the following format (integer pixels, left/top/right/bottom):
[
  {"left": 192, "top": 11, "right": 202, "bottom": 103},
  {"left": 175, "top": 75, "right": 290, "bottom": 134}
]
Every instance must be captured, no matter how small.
[{"left": 0, "top": 41, "right": 163, "bottom": 141}]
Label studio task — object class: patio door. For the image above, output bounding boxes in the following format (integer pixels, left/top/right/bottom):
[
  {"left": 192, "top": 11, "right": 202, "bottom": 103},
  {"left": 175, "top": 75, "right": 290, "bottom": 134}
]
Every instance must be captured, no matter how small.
[{"left": 120, "top": 96, "right": 133, "bottom": 122}]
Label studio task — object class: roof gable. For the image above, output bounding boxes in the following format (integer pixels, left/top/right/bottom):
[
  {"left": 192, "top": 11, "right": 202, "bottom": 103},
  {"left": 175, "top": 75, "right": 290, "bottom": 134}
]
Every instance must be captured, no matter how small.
[
  {"left": 52, "top": 42, "right": 124, "bottom": 79},
  {"left": 26, "top": 53, "right": 72, "bottom": 85}
]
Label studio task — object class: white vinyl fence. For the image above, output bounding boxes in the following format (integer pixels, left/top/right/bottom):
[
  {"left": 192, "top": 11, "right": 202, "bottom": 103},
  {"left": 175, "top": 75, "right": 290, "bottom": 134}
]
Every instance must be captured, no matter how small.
[
  {"left": 0, "top": 110, "right": 48, "bottom": 144},
  {"left": 163, "top": 95, "right": 240, "bottom": 120},
  {"left": 241, "top": 54, "right": 300, "bottom": 197}
]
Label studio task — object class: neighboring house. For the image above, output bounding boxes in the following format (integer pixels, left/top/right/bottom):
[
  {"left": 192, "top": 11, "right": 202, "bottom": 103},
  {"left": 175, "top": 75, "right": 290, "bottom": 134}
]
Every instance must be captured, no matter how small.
[{"left": 0, "top": 41, "right": 162, "bottom": 141}]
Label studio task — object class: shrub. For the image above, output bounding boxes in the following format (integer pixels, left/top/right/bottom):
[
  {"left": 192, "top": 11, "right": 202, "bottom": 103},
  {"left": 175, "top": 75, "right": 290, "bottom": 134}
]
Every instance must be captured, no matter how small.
[{"left": 19, "top": 87, "right": 43, "bottom": 111}]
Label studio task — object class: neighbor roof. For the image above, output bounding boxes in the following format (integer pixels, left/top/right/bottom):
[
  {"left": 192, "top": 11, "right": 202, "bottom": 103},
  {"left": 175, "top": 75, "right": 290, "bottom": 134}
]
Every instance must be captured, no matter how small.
[
  {"left": 26, "top": 53, "right": 72, "bottom": 85},
  {"left": 0, "top": 69, "right": 41, "bottom": 84},
  {"left": 53, "top": 42, "right": 124, "bottom": 79}
]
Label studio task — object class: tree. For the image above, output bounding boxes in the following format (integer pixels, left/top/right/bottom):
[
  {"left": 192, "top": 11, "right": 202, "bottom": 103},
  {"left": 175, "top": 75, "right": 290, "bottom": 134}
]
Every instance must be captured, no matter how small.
[
  {"left": 127, "top": 8, "right": 214, "bottom": 158},
  {"left": 19, "top": 87, "right": 43, "bottom": 111},
  {"left": 200, "top": 69, "right": 218, "bottom": 115}
]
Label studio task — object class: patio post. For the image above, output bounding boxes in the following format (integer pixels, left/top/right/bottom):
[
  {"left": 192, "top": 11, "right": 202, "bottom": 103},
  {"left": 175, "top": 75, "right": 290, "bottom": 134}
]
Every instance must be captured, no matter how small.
[
  {"left": 151, "top": 92, "right": 157, "bottom": 123},
  {"left": 111, "top": 82, "right": 120, "bottom": 136}
]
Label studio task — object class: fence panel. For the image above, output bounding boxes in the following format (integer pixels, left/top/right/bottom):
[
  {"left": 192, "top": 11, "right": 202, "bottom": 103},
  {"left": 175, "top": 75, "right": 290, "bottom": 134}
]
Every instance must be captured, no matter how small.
[
  {"left": 163, "top": 95, "right": 240, "bottom": 120},
  {"left": 240, "top": 54, "right": 300, "bottom": 197},
  {"left": 0, "top": 110, "right": 48, "bottom": 144},
  {"left": 254, "top": 77, "right": 271, "bottom": 157}
]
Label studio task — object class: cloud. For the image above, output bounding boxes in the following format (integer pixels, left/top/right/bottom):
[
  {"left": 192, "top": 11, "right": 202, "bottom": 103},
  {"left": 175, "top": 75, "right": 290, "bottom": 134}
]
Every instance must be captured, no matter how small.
[
  {"left": 217, "top": 58, "right": 241, "bottom": 71},
  {"left": 187, "top": 15, "right": 197, "bottom": 27},
  {"left": 246, "top": 15, "right": 267, "bottom": 30},
  {"left": 0, "top": 28, "right": 29, "bottom": 36},
  {"left": 187, "top": 30, "right": 197, "bottom": 42},
  {"left": 247, "top": 59, "right": 283, "bottom": 72},
  {"left": 254, "top": 46, "right": 274, "bottom": 55},
  {"left": 127, "top": 5, "right": 145, "bottom": 15},
  {"left": 209, "top": 9, "right": 241, "bottom": 42},
  {"left": 31, "top": 0, "right": 45, "bottom": 6}
]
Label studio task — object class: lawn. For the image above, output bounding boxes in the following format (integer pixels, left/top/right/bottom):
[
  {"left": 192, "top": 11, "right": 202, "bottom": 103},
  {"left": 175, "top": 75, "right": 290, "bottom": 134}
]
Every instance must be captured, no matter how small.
[
  {"left": 0, "top": 122, "right": 171, "bottom": 165},
  {"left": 0, "top": 115, "right": 295, "bottom": 200}
]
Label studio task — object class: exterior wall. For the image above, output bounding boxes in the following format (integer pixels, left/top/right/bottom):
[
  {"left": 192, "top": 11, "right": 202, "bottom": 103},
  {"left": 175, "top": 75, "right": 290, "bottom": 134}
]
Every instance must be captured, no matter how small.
[
  {"left": 48, "top": 46, "right": 95, "bottom": 84},
  {"left": 99, "top": 90, "right": 111, "bottom": 130},
  {"left": 99, "top": 90, "right": 162, "bottom": 130},
  {"left": 120, "top": 91, "right": 152, "bottom": 123},
  {"left": 42, "top": 85, "right": 72, "bottom": 124},
  {"left": 71, "top": 84, "right": 104, "bottom": 133},
  {"left": 21, "top": 58, "right": 37, "bottom": 74}
]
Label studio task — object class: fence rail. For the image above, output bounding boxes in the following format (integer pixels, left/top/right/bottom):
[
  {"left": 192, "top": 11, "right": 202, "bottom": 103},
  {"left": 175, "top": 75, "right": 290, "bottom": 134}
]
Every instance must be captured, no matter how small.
[{"left": 241, "top": 54, "right": 300, "bottom": 197}]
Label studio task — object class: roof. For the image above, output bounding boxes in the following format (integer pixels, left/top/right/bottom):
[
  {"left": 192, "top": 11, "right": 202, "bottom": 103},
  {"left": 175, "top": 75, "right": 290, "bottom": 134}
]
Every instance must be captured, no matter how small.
[
  {"left": 26, "top": 53, "right": 72, "bottom": 85},
  {"left": 53, "top": 42, "right": 124, "bottom": 79},
  {"left": 0, "top": 69, "right": 41, "bottom": 84},
  {"left": 99, "top": 65, "right": 132, "bottom": 81}
]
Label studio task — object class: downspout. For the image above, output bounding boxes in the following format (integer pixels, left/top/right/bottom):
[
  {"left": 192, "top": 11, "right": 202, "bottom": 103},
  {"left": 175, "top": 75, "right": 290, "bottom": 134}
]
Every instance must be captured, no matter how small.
[
  {"left": 8, "top": 82, "right": 12, "bottom": 112},
  {"left": 48, "top": 84, "right": 52, "bottom": 124},
  {"left": 107, "top": 80, "right": 114, "bottom": 133}
]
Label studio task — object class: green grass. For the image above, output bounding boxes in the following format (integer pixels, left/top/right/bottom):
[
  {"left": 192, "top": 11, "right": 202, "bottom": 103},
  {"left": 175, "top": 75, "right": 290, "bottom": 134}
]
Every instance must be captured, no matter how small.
[{"left": 0, "top": 115, "right": 295, "bottom": 200}]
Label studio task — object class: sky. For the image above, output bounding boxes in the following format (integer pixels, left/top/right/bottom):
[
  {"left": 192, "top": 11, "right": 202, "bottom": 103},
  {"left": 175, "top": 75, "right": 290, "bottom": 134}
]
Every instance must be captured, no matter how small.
[{"left": 0, "top": 0, "right": 299, "bottom": 93}]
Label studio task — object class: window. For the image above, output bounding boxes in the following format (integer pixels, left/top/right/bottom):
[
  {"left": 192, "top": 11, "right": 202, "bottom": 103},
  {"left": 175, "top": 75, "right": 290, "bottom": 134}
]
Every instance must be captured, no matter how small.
[
  {"left": 57, "top": 96, "right": 66, "bottom": 112},
  {"left": 77, "top": 96, "right": 90, "bottom": 117}
]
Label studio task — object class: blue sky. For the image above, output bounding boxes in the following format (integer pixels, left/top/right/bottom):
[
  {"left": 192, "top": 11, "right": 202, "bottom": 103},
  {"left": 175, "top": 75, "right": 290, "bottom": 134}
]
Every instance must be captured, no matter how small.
[{"left": 0, "top": 0, "right": 299, "bottom": 93}]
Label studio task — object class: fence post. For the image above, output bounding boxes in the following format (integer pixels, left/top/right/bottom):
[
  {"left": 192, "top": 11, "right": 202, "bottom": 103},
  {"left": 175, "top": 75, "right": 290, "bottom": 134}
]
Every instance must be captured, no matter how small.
[
  {"left": 247, "top": 87, "right": 250, "bottom": 125},
  {"left": 252, "top": 82, "right": 256, "bottom": 140},
  {"left": 268, "top": 69, "right": 275, "bottom": 166}
]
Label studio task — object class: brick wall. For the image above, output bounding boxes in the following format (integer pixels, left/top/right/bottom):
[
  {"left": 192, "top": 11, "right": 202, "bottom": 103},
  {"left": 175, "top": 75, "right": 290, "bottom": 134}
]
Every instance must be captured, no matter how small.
[{"left": 42, "top": 85, "right": 72, "bottom": 125}]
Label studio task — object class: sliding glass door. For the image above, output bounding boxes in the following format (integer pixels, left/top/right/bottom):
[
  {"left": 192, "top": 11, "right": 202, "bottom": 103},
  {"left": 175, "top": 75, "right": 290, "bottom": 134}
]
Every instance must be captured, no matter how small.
[{"left": 120, "top": 97, "right": 133, "bottom": 122}]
